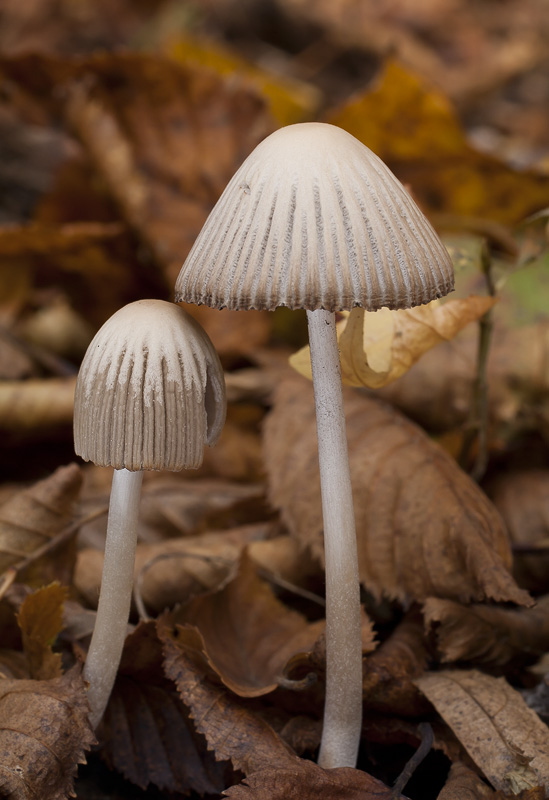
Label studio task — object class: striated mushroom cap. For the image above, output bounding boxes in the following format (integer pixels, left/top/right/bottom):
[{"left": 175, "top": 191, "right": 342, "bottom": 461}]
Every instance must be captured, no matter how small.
[
  {"left": 74, "top": 300, "right": 226, "bottom": 471},
  {"left": 175, "top": 122, "right": 454, "bottom": 312}
]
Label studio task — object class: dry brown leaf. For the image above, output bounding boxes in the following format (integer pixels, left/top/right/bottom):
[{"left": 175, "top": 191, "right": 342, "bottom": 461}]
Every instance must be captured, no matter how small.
[
  {"left": 0, "top": 666, "right": 95, "bottom": 800},
  {"left": 486, "top": 471, "right": 549, "bottom": 594},
  {"left": 158, "top": 617, "right": 298, "bottom": 774},
  {"left": 167, "top": 551, "right": 333, "bottom": 697},
  {"left": 437, "top": 761, "right": 494, "bottom": 800},
  {"left": 75, "top": 523, "right": 273, "bottom": 613},
  {"left": 416, "top": 670, "right": 549, "bottom": 794},
  {"left": 264, "top": 374, "right": 530, "bottom": 606},
  {"left": 377, "top": 321, "right": 549, "bottom": 436},
  {"left": 362, "top": 610, "right": 430, "bottom": 716},
  {"left": 0, "top": 377, "right": 76, "bottom": 442},
  {"left": 224, "top": 759, "right": 403, "bottom": 800},
  {"left": 424, "top": 596, "right": 549, "bottom": 667},
  {"left": 0, "top": 52, "right": 275, "bottom": 284},
  {"left": 326, "top": 61, "right": 549, "bottom": 225},
  {"left": 16, "top": 582, "right": 67, "bottom": 680},
  {"left": 0, "top": 464, "right": 81, "bottom": 575},
  {"left": 291, "top": 296, "right": 496, "bottom": 389},
  {"left": 102, "top": 622, "right": 229, "bottom": 795}
]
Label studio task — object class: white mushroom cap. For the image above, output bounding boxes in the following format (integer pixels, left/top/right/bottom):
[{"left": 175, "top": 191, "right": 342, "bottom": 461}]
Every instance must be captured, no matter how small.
[
  {"left": 175, "top": 122, "right": 454, "bottom": 312},
  {"left": 74, "top": 300, "right": 226, "bottom": 471}
]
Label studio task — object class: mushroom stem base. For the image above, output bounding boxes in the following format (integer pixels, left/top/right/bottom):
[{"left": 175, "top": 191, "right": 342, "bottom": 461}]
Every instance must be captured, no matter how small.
[{"left": 307, "top": 309, "right": 363, "bottom": 769}]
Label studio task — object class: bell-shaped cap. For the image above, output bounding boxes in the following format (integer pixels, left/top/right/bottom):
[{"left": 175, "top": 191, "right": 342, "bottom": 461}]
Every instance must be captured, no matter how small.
[
  {"left": 74, "top": 300, "right": 226, "bottom": 471},
  {"left": 175, "top": 122, "right": 454, "bottom": 312}
]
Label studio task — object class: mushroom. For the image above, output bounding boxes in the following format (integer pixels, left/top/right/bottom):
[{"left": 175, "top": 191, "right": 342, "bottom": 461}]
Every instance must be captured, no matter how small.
[
  {"left": 174, "top": 122, "right": 454, "bottom": 768},
  {"left": 73, "top": 299, "right": 226, "bottom": 728}
]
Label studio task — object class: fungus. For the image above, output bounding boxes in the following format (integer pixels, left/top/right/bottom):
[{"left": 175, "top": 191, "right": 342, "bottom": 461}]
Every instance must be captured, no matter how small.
[
  {"left": 74, "top": 299, "right": 226, "bottom": 728},
  {"left": 174, "top": 122, "right": 454, "bottom": 768}
]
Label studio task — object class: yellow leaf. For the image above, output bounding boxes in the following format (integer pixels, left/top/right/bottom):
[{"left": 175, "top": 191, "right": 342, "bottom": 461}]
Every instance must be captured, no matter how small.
[
  {"left": 326, "top": 60, "right": 549, "bottom": 224},
  {"left": 289, "top": 296, "right": 497, "bottom": 389},
  {"left": 169, "top": 36, "right": 320, "bottom": 126},
  {"left": 17, "top": 583, "right": 68, "bottom": 680}
]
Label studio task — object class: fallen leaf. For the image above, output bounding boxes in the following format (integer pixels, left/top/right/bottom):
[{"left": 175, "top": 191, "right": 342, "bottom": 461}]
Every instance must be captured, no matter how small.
[
  {"left": 424, "top": 596, "right": 549, "bottom": 668},
  {"left": 363, "top": 609, "right": 430, "bottom": 715},
  {"left": 0, "top": 51, "right": 275, "bottom": 284},
  {"left": 158, "top": 618, "right": 298, "bottom": 774},
  {"left": 377, "top": 322, "right": 549, "bottom": 436},
  {"left": 486, "top": 470, "right": 549, "bottom": 594},
  {"left": 0, "top": 464, "right": 81, "bottom": 575},
  {"left": 166, "top": 551, "right": 329, "bottom": 697},
  {"left": 0, "top": 666, "right": 95, "bottom": 800},
  {"left": 415, "top": 670, "right": 549, "bottom": 794},
  {"left": 224, "top": 759, "right": 404, "bottom": 799},
  {"left": 290, "top": 296, "right": 496, "bottom": 389},
  {"left": 76, "top": 523, "right": 273, "bottom": 613},
  {"left": 264, "top": 373, "right": 530, "bottom": 606},
  {"left": 102, "top": 622, "right": 230, "bottom": 795},
  {"left": 16, "top": 583, "right": 68, "bottom": 680},
  {"left": 437, "top": 761, "right": 494, "bottom": 800},
  {"left": 326, "top": 61, "right": 549, "bottom": 225}
]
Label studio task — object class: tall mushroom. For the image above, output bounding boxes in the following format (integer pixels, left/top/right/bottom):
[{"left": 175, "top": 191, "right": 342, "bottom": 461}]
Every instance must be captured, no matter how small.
[
  {"left": 174, "top": 122, "right": 454, "bottom": 768},
  {"left": 74, "top": 299, "right": 226, "bottom": 728}
]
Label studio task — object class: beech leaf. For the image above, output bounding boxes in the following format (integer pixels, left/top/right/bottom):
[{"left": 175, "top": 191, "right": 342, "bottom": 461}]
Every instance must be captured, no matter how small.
[
  {"left": 102, "top": 622, "right": 229, "bottom": 795},
  {"left": 0, "top": 464, "right": 82, "bottom": 575},
  {"left": 167, "top": 551, "right": 331, "bottom": 697},
  {"left": 424, "top": 596, "right": 549, "bottom": 667},
  {"left": 290, "top": 296, "right": 497, "bottom": 389},
  {"left": 158, "top": 616, "right": 297, "bottom": 774},
  {"left": 0, "top": 666, "right": 95, "bottom": 800},
  {"left": 223, "top": 759, "right": 405, "bottom": 800},
  {"left": 415, "top": 670, "right": 549, "bottom": 793},
  {"left": 264, "top": 374, "right": 531, "bottom": 606}
]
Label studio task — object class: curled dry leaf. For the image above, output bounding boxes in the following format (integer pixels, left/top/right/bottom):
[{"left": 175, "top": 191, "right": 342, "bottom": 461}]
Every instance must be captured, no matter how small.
[
  {"left": 158, "top": 618, "right": 297, "bottom": 775},
  {"left": 424, "top": 596, "right": 549, "bottom": 667},
  {"left": 0, "top": 377, "right": 76, "bottom": 441},
  {"left": 363, "top": 610, "right": 430, "bottom": 716},
  {"left": 223, "top": 759, "right": 403, "bottom": 800},
  {"left": 415, "top": 670, "right": 549, "bottom": 794},
  {"left": 264, "top": 374, "right": 530, "bottom": 606},
  {"left": 486, "top": 470, "right": 549, "bottom": 594},
  {"left": 437, "top": 761, "right": 494, "bottom": 800},
  {"left": 75, "top": 524, "right": 273, "bottom": 613},
  {"left": 165, "top": 551, "right": 333, "bottom": 697},
  {"left": 290, "top": 296, "right": 496, "bottom": 389},
  {"left": 0, "top": 666, "right": 95, "bottom": 800},
  {"left": 16, "top": 583, "right": 68, "bottom": 680},
  {"left": 102, "top": 622, "right": 229, "bottom": 795},
  {"left": 0, "top": 464, "right": 82, "bottom": 575}
]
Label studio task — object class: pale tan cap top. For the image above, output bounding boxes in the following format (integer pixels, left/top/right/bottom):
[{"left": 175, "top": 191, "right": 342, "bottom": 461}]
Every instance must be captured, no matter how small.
[
  {"left": 74, "top": 300, "right": 226, "bottom": 471},
  {"left": 175, "top": 122, "right": 454, "bottom": 312}
]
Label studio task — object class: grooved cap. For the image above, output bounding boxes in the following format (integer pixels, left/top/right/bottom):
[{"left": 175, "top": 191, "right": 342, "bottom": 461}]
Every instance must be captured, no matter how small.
[
  {"left": 175, "top": 122, "right": 454, "bottom": 312},
  {"left": 74, "top": 300, "right": 226, "bottom": 471}
]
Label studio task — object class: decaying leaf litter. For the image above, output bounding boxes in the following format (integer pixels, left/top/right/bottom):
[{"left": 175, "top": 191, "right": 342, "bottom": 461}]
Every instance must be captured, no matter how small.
[{"left": 2, "top": 0, "right": 549, "bottom": 797}]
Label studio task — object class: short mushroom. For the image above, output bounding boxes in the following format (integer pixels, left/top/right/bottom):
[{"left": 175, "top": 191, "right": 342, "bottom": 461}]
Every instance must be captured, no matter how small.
[
  {"left": 175, "top": 122, "right": 454, "bottom": 768},
  {"left": 74, "top": 299, "right": 226, "bottom": 728}
]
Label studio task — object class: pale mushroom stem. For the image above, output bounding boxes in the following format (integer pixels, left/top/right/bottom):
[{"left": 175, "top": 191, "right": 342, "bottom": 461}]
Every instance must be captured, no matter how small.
[
  {"left": 307, "top": 309, "right": 363, "bottom": 769},
  {"left": 83, "top": 467, "right": 144, "bottom": 729}
]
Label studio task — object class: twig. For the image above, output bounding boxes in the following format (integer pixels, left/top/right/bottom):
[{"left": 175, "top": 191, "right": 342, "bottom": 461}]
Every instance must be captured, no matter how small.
[
  {"left": 391, "top": 722, "right": 434, "bottom": 798},
  {"left": 459, "top": 242, "right": 497, "bottom": 480},
  {"left": 133, "top": 550, "right": 326, "bottom": 621}
]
